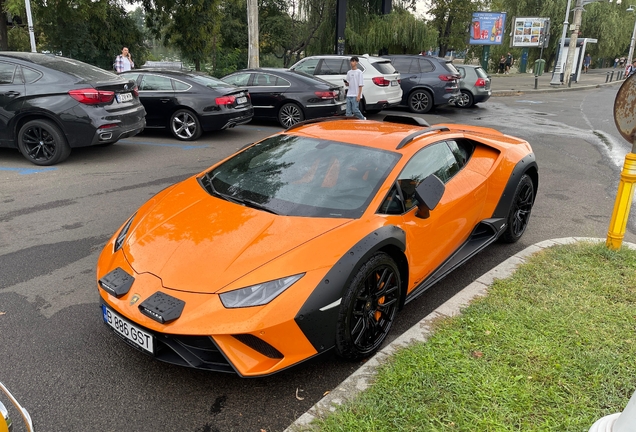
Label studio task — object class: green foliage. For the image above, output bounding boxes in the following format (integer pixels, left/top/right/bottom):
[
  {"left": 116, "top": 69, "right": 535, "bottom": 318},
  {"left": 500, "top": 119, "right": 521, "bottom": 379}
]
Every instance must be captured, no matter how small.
[
  {"left": 33, "top": 0, "right": 146, "bottom": 70},
  {"left": 429, "top": 0, "right": 486, "bottom": 57},
  {"left": 310, "top": 242, "right": 636, "bottom": 431}
]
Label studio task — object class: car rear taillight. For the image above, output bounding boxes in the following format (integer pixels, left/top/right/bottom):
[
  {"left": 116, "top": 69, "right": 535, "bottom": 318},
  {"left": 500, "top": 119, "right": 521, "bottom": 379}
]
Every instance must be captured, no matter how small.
[
  {"left": 132, "top": 86, "right": 139, "bottom": 97},
  {"left": 475, "top": 78, "right": 487, "bottom": 87},
  {"left": 438, "top": 75, "right": 457, "bottom": 82},
  {"left": 69, "top": 89, "right": 115, "bottom": 104},
  {"left": 98, "top": 124, "right": 118, "bottom": 129},
  {"left": 372, "top": 77, "right": 390, "bottom": 87},
  {"left": 216, "top": 95, "right": 236, "bottom": 105},
  {"left": 315, "top": 90, "right": 337, "bottom": 99}
]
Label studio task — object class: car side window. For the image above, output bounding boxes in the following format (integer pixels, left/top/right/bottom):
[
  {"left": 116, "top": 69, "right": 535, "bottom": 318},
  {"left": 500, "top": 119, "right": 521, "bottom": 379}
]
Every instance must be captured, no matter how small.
[
  {"left": 122, "top": 72, "right": 141, "bottom": 84},
  {"left": 419, "top": 59, "right": 434, "bottom": 73},
  {"left": 20, "top": 66, "right": 42, "bottom": 83},
  {"left": 396, "top": 142, "right": 459, "bottom": 211},
  {"left": 446, "top": 139, "right": 474, "bottom": 168},
  {"left": 172, "top": 79, "right": 190, "bottom": 91},
  {"left": 253, "top": 74, "right": 279, "bottom": 86},
  {"left": 293, "top": 58, "right": 320, "bottom": 75},
  {"left": 223, "top": 73, "right": 250, "bottom": 86},
  {"left": 0, "top": 62, "right": 16, "bottom": 84},
  {"left": 318, "top": 59, "right": 346, "bottom": 75},
  {"left": 457, "top": 67, "right": 467, "bottom": 79},
  {"left": 139, "top": 74, "right": 173, "bottom": 91},
  {"left": 391, "top": 58, "right": 412, "bottom": 74}
]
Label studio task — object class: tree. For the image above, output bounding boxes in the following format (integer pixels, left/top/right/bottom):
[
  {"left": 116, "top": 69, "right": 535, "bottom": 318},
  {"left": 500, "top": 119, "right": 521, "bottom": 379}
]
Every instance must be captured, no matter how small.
[
  {"left": 34, "top": 0, "right": 146, "bottom": 69},
  {"left": 141, "top": 0, "right": 222, "bottom": 71},
  {"left": 427, "top": 0, "right": 481, "bottom": 58}
]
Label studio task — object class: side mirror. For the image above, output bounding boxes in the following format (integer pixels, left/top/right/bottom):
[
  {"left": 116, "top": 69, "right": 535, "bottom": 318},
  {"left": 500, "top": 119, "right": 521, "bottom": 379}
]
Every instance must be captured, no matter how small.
[{"left": 414, "top": 174, "right": 445, "bottom": 219}]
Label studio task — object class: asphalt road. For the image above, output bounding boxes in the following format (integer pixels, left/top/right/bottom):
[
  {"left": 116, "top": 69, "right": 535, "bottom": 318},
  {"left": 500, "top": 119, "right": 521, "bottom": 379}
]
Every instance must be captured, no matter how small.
[{"left": 1, "top": 85, "right": 634, "bottom": 432}]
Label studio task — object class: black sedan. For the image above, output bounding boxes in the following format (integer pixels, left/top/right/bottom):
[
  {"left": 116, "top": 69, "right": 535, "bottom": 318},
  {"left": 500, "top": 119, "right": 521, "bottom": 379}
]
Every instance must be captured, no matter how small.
[
  {"left": 0, "top": 52, "right": 146, "bottom": 165},
  {"left": 221, "top": 68, "right": 345, "bottom": 128},
  {"left": 120, "top": 69, "right": 254, "bottom": 141}
]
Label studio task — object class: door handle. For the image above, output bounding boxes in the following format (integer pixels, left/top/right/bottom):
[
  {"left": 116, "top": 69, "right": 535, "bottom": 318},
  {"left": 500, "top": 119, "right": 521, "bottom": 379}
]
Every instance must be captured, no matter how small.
[
  {"left": 159, "top": 98, "right": 170, "bottom": 103},
  {"left": 4, "top": 91, "right": 20, "bottom": 97}
]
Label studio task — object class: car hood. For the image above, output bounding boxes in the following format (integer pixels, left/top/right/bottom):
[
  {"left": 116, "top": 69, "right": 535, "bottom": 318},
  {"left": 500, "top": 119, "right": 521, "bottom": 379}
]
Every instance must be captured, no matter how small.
[{"left": 123, "top": 178, "right": 349, "bottom": 294}]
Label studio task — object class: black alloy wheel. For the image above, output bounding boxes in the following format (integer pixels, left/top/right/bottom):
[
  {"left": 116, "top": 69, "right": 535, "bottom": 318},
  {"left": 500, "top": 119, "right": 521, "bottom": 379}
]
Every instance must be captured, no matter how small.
[
  {"left": 455, "top": 90, "right": 474, "bottom": 108},
  {"left": 170, "top": 109, "right": 202, "bottom": 141},
  {"left": 278, "top": 103, "right": 304, "bottom": 128},
  {"left": 500, "top": 174, "right": 534, "bottom": 243},
  {"left": 17, "top": 119, "right": 71, "bottom": 166},
  {"left": 408, "top": 89, "right": 433, "bottom": 114},
  {"left": 336, "top": 252, "right": 401, "bottom": 360}
]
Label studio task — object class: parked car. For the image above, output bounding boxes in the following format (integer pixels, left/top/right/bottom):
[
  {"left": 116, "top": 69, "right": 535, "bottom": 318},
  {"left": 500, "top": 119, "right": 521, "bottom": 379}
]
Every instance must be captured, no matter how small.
[
  {"left": 288, "top": 54, "right": 402, "bottom": 114},
  {"left": 382, "top": 55, "right": 461, "bottom": 114},
  {"left": 120, "top": 69, "right": 253, "bottom": 141},
  {"left": 97, "top": 115, "right": 537, "bottom": 377},
  {"left": 0, "top": 52, "right": 146, "bottom": 166},
  {"left": 221, "top": 68, "right": 345, "bottom": 128},
  {"left": 454, "top": 65, "right": 492, "bottom": 108}
]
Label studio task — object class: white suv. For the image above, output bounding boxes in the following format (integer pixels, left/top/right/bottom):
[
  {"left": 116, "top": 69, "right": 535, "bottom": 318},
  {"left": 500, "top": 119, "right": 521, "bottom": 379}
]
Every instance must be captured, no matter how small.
[{"left": 289, "top": 54, "right": 402, "bottom": 114}]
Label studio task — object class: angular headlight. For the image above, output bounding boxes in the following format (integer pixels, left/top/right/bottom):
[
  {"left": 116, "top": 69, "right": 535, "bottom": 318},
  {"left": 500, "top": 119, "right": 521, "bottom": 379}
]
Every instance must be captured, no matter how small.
[
  {"left": 219, "top": 274, "right": 304, "bottom": 308},
  {"left": 114, "top": 213, "right": 136, "bottom": 252}
]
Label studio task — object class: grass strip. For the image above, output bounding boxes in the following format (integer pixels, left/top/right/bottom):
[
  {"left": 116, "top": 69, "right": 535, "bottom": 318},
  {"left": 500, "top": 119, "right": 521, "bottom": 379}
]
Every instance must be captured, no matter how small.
[{"left": 312, "top": 242, "right": 636, "bottom": 432}]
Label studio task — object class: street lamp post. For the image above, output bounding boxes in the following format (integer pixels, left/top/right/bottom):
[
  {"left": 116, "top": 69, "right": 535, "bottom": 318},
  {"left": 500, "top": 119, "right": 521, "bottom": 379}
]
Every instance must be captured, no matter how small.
[
  {"left": 626, "top": 5, "right": 636, "bottom": 72},
  {"left": 550, "top": 0, "right": 573, "bottom": 85}
]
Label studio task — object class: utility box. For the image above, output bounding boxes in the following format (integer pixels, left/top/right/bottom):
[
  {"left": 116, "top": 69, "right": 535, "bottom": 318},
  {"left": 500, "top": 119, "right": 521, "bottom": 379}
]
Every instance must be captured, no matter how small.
[{"left": 534, "top": 59, "right": 546, "bottom": 76}]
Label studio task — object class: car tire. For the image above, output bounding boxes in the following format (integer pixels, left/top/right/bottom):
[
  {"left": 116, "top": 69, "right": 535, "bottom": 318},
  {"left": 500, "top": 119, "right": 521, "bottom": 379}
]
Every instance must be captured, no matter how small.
[
  {"left": 455, "top": 90, "right": 474, "bottom": 108},
  {"left": 18, "top": 119, "right": 71, "bottom": 166},
  {"left": 500, "top": 174, "right": 534, "bottom": 243},
  {"left": 170, "top": 109, "right": 202, "bottom": 141},
  {"left": 335, "top": 252, "right": 401, "bottom": 360},
  {"left": 278, "top": 103, "right": 304, "bottom": 128},
  {"left": 408, "top": 89, "right": 433, "bottom": 114}
]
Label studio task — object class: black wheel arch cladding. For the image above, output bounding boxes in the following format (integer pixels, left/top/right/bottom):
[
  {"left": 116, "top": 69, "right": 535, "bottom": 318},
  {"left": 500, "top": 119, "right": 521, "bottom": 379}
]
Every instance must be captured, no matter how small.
[
  {"left": 294, "top": 225, "right": 406, "bottom": 354},
  {"left": 492, "top": 153, "right": 538, "bottom": 219}
]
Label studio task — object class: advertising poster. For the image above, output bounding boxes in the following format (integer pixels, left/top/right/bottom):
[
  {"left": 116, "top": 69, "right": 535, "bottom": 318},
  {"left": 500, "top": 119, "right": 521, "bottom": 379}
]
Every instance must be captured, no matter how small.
[
  {"left": 469, "top": 12, "right": 506, "bottom": 45},
  {"left": 512, "top": 17, "right": 550, "bottom": 47}
]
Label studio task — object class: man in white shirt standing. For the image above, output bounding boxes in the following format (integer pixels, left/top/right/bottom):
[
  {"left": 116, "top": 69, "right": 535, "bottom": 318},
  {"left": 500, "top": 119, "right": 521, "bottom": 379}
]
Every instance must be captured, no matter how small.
[
  {"left": 114, "top": 47, "right": 134, "bottom": 74},
  {"left": 343, "top": 56, "right": 365, "bottom": 120}
]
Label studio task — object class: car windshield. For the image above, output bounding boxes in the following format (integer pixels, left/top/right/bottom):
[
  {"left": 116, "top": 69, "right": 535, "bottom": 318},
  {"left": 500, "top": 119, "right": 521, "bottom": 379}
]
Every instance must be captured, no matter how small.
[
  {"left": 35, "top": 55, "right": 120, "bottom": 82},
  {"left": 200, "top": 134, "right": 400, "bottom": 218},
  {"left": 188, "top": 74, "right": 233, "bottom": 89}
]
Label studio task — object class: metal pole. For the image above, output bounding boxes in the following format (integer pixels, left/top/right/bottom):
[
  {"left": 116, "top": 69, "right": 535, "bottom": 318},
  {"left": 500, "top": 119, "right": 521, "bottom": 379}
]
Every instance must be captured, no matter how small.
[
  {"left": 24, "top": 0, "right": 36, "bottom": 52},
  {"left": 550, "top": 0, "right": 573, "bottom": 85},
  {"left": 563, "top": 0, "right": 583, "bottom": 87},
  {"left": 247, "top": 0, "right": 259, "bottom": 68},
  {"left": 626, "top": 17, "right": 636, "bottom": 73}
]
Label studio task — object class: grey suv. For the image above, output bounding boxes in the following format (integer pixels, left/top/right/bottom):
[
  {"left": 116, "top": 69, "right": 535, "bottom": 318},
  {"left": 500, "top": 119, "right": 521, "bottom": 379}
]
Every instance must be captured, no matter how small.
[{"left": 383, "top": 55, "right": 460, "bottom": 114}]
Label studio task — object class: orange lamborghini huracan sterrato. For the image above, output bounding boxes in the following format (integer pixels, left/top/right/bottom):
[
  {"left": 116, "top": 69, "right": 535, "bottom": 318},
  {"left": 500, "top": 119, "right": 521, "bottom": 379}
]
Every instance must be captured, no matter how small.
[{"left": 96, "top": 116, "right": 538, "bottom": 377}]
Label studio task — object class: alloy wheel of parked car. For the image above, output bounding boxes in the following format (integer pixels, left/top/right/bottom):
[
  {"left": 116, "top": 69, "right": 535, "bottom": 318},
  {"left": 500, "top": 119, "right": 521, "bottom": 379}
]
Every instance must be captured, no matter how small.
[
  {"left": 335, "top": 252, "right": 401, "bottom": 360},
  {"left": 170, "top": 109, "right": 202, "bottom": 141},
  {"left": 500, "top": 174, "right": 534, "bottom": 243},
  {"left": 278, "top": 103, "right": 304, "bottom": 128},
  {"left": 455, "top": 90, "right": 474, "bottom": 108},
  {"left": 408, "top": 89, "right": 433, "bottom": 114},
  {"left": 18, "top": 119, "right": 71, "bottom": 166}
]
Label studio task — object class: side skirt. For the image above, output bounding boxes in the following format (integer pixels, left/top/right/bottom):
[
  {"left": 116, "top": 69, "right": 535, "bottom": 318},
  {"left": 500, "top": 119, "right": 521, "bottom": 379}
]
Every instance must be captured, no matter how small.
[{"left": 404, "top": 218, "right": 506, "bottom": 305}]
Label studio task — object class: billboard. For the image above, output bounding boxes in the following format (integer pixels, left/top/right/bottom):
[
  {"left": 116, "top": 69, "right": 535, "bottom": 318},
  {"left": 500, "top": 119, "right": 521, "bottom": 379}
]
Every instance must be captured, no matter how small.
[
  {"left": 512, "top": 17, "right": 550, "bottom": 47},
  {"left": 469, "top": 12, "right": 506, "bottom": 45}
]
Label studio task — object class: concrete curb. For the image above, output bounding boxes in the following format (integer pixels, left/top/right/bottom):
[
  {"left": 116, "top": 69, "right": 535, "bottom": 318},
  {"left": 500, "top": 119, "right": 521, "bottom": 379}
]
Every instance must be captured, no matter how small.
[
  {"left": 284, "top": 237, "right": 636, "bottom": 432},
  {"left": 491, "top": 79, "right": 623, "bottom": 97}
]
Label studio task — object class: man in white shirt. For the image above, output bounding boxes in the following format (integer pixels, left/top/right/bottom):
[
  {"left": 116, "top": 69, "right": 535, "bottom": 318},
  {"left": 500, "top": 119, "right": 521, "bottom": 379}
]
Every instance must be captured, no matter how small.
[
  {"left": 114, "top": 47, "right": 134, "bottom": 73},
  {"left": 343, "top": 56, "right": 365, "bottom": 120}
]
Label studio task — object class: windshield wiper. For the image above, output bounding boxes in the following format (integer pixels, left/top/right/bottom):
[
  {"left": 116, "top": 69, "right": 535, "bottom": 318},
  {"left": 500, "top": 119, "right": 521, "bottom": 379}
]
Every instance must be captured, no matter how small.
[{"left": 201, "top": 172, "right": 278, "bottom": 215}]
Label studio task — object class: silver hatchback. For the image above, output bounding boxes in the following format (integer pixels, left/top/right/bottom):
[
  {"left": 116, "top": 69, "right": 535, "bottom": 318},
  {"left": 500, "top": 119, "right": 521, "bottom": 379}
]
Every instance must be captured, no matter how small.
[{"left": 455, "top": 65, "right": 491, "bottom": 108}]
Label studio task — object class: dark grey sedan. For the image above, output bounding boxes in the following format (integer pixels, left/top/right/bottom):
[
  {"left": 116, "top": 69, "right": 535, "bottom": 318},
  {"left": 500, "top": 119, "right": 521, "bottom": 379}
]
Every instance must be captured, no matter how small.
[
  {"left": 0, "top": 52, "right": 146, "bottom": 165},
  {"left": 455, "top": 65, "right": 491, "bottom": 108}
]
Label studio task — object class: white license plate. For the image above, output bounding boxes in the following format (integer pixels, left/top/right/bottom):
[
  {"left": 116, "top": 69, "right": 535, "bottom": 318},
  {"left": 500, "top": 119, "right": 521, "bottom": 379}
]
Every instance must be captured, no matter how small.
[
  {"left": 116, "top": 92, "right": 133, "bottom": 103},
  {"left": 102, "top": 305, "right": 154, "bottom": 353},
  {"left": 391, "top": 80, "right": 398, "bottom": 86},
  {"left": 339, "top": 104, "right": 346, "bottom": 111},
  {"left": 236, "top": 96, "right": 248, "bottom": 105}
]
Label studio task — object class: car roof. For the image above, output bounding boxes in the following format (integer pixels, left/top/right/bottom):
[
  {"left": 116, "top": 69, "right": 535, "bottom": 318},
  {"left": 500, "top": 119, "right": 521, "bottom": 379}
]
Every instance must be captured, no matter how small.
[
  {"left": 301, "top": 54, "right": 387, "bottom": 62},
  {"left": 129, "top": 68, "right": 195, "bottom": 76},
  {"left": 282, "top": 117, "right": 518, "bottom": 154}
]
